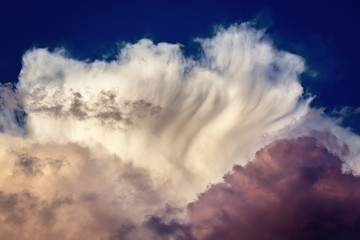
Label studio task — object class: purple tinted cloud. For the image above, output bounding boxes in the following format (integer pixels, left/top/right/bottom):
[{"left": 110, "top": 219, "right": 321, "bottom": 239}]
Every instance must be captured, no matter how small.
[{"left": 189, "top": 136, "right": 360, "bottom": 240}]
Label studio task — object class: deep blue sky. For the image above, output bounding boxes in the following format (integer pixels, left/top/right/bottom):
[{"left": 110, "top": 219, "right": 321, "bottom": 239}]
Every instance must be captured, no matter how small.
[{"left": 1, "top": 0, "right": 359, "bottom": 130}]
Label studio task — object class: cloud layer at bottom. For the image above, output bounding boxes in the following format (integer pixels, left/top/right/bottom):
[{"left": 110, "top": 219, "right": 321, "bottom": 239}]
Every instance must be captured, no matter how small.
[{"left": 189, "top": 137, "right": 360, "bottom": 240}]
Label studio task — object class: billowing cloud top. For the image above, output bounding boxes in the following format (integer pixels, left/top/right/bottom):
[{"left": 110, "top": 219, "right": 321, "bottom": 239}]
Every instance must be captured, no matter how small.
[
  {"left": 18, "top": 24, "right": 309, "bottom": 194},
  {"left": 189, "top": 136, "right": 360, "bottom": 240},
  {"left": 0, "top": 23, "right": 359, "bottom": 240}
]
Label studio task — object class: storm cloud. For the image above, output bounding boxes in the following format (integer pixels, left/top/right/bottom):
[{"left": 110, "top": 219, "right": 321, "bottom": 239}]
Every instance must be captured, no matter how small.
[{"left": 0, "top": 23, "right": 360, "bottom": 239}]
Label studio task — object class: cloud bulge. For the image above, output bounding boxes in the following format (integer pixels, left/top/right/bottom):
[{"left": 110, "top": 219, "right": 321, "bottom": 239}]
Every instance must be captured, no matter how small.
[{"left": 189, "top": 136, "right": 360, "bottom": 240}]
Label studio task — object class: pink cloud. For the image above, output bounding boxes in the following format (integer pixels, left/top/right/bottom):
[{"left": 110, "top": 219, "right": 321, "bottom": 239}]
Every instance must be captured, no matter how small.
[{"left": 188, "top": 136, "right": 360, "bottom": 240}]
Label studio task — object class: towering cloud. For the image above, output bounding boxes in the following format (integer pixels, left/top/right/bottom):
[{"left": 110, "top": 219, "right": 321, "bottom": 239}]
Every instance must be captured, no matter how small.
[
  {"left": 18, "top": 24, "right": 310, "bottom": 198},
  {"left": 0, "top": 23, "right": 359, "bottom": 239}
]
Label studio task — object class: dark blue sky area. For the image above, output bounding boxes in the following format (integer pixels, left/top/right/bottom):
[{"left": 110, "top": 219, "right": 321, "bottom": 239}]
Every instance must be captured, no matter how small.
[{"left": 1, "top": 0, "right": 359, "bottom": 130}]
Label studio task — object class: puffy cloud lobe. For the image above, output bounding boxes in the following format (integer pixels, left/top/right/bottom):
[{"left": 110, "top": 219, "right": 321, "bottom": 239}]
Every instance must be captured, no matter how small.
[
  {"left": 0, "top": 190, "right": 73, "bottom": 239},
  {"left": 189, "top": 136, "right": 360, "bottom": 240},
  {"left": 0, "top": 134, "right": 185, "bottom": 240},
  {"left": 287, "top": 109, "right": 360, "bottom": 175}
]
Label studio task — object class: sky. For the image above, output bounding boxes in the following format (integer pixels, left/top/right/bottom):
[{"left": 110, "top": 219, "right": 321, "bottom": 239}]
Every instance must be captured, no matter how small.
[{"left": 1, "top": 1, "right": 360, "bottom": 239}]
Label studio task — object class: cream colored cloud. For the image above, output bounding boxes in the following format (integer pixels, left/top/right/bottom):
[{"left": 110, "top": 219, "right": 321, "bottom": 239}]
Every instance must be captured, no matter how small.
[
  {"left": 18, "top": 24, "right": 310, "bottom": 200},
  {"left": 0, "top": 133, "right": 181, "bottom": 240},
  {"left": 2, "top": 23, "right": 344, "bottom": 239}
]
